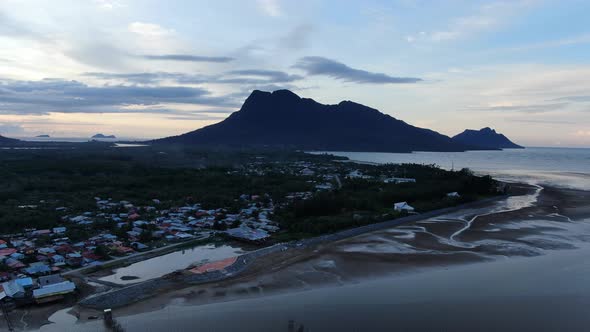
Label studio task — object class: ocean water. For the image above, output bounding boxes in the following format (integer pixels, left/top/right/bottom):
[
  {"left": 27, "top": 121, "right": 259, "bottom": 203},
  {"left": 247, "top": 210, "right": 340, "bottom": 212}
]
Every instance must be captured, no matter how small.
[{"left": 312, "top": 147, "right": 590, "bottom": 190}]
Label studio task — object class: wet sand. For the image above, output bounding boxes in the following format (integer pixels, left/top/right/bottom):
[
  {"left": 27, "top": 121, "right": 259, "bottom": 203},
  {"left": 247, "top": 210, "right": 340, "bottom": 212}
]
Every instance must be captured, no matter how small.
[{"left": 39, "top": 244, "right": 590, "bottom": 331}]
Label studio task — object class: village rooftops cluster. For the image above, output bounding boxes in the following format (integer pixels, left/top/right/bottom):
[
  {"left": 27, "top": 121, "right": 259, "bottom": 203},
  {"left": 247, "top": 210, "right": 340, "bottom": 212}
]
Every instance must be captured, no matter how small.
[
  {"left": 0, "top": 192, "right": 282, "bottom": 307},
  {"left": 0, "top": 274, "right": 76, "bottom": 307}
]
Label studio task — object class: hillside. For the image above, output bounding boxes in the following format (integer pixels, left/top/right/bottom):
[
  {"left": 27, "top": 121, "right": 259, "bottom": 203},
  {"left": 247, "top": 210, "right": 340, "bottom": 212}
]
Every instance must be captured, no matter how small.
[
  {"left": 154, "top": 90, "right": 478, "bottom": 153},
  {"left": 452, "top": 127, "right": 523, "bottom": 149}
]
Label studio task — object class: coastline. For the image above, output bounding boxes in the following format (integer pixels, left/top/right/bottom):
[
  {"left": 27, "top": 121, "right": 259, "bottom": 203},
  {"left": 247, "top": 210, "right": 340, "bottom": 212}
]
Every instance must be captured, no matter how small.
[
  {"left": 77, "top": 193, "right": 511, "bottom": 311},
  {"left": 23, "top": 181, "right": 590, "bottom": 331}
]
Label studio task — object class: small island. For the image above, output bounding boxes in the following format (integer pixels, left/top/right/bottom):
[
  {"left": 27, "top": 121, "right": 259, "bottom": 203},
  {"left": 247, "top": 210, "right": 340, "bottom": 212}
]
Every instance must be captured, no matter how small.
[
  {"left": 92, "top": 133, "right": 117, "bottom": 139},
  {"left": 36, "top": 134, "right": 51, "bottom": 138}
]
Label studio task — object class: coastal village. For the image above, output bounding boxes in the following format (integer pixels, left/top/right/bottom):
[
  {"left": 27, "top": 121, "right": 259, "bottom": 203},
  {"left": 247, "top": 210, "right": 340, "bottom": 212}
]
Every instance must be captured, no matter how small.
[{"left": 0, "top": 158, "right": 462, "bottom": 313}]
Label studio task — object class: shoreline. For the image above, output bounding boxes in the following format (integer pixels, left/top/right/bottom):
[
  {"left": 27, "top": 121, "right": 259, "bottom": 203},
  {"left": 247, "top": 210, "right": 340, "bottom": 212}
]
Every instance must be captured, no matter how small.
[
  {"left": 77, "top": 193, "right": 512, "bottom": 310},
  {"left": 29, "top": 181, "right": 590, "bottom": 330}
]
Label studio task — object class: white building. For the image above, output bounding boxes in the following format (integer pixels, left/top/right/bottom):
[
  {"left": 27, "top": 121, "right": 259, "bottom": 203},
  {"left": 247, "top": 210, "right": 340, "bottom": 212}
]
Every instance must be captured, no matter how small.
[
  {"left": 394, "top": 202, "right": 415, "bottom": 212},
  {"left": 384, "top": 177, "right": 416, "bottom": 184},
  {"left": 447, "top": 192, "right": 460, "bottom": 198}
]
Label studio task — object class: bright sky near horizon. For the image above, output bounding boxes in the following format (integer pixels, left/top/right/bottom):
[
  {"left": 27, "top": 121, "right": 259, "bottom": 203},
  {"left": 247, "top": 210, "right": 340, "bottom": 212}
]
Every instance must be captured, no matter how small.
[{"left": 1, "top": 0, "right": 590, "bottom": 147}]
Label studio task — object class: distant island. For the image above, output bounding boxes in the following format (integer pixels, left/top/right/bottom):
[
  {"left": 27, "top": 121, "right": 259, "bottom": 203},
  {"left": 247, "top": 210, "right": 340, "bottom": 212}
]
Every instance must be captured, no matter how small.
[
  {"left": 92, "top": 133, "right": 116, "bottom": 139},
  {"left": 36, "top": 134, "right": 50, "bottom": 138},
  {"left": 452, "top": 127, "right": 524, "bottom": 149},
  {"left": 153, "top": 89, "right": 521, "bottom": 153}
]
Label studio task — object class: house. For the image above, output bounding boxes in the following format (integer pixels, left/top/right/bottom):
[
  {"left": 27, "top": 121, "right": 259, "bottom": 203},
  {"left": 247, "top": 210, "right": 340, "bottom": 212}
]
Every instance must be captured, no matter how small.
[
  {"left": 66, "top": 252, "right": 83, "bottom": 266},
  {"left": 52, "top": 227, "right": 67, "bottom": 234},
  {"left": 447, "top": 192, "right": 461, "bottom": 198},
  {"left": 15, "top": 277, "right": 34, "bottom": 289},
  {"left": 300, "top": 168, "right": 315, "bottom": 176},
  {"left": 2, "top": 280, "right": 25, "bottom": 298},
  {"left": 102, "top": 234, "right": 118, "bottom": 241},
  {"left": 38, "top": 274, "right": 65, "bottom": 286},
  {"left": 226, "top": 226, "right": 270, "bottom": 242},
  {"left": 347, "top": 170, "right": 364, "bottom": 178},
  {"left": 24, "top": 263, "right": 52, "bottom": 276},
  {"left": 130, "top": 242, "right": 149, "bottom": 251},
  {"left": 394, "top": 202, "right": 415, "bottom": 212},
  {"left": 0, "top": 248, "right": 17, "bottom": 258},
  {"left": 38, "top": 247, "right": 56, "bottom": 255},
  {"left": 5, "top": 258, "right": 26, "bottom": 269},
  {"left": 174, "top": 233, "right": 193, "bottom": 240},
  {"left": 9, "top": 252, "right": 24, "bottom": 260},
  {"left": 117, "top": 246, "right": 135, "bottom": 254},
  {"left": 51, "top": 254, "right": 66, "bottom": 266},
  {"left": 33, "top": 281, "right": 76, "bottom": 303},
  {"left": 384, "top": 177, "right": 417, "bottom": 184}
]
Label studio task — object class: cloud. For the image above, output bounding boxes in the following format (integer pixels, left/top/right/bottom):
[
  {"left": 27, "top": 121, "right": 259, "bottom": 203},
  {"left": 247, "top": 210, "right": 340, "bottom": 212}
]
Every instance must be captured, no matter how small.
[
  {"left": 0, "top": 11, "right": 48, "bottom": 42},
  {"left": 0, "top": 78, "right": 238, "bottom": 115},
  {"left": 94, "top": 0, "right": 124, "bottom": 10},
  {"left": 84, "top": 69, "right": 303, "bottom": 85},
  {"left": 293, "top": 56, "right": 422, "bottom": 84},
  {"left": 407, "top": 1, "right": 537, "bottom": 43},
  {"left": 468, "top": 102, "right": 570, "bottom": 113},
  {"left": 509, "top": 119, "right": 577, "bottom": 125},
  {"left": 279, "top": 24, "right": 314, "bottom": 50},
  {"left": 223, "top": 69, "right": 302, "bottom": 83},
  {"left": 142, "top": 54, "right": 235, "bottom": 63},
  {"left": 574, "top": 130, "right": 590, "bottom": 137},
  {"left": 0, "top": 123, "right": 26, "bottom": 136},
  {"left": 553, "top": 95, "right": 590, "bottom": 103},
  {"left": 257, "top": 0, "right": 282, "bottom": 17},
  {"left": 128, "top": 22, "right": 174, "bottom": 37},
  {"left": 502, "top": 33, "right": 590, "bottom": 52}
]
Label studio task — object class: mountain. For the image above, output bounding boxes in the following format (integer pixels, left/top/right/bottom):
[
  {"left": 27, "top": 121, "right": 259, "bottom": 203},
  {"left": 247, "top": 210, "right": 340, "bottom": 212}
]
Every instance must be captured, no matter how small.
[
  {"left": 0, "top": 135, "right": 19, "bottom": 144},
  {"left": 92, "top": 133, "right": 116, "bottom": 139},
  {"left": 452, "top": 127, "right": 523, "bottom": 149},
  {"left": 154, "top": 90, "right": 480, "bottom": 152}
]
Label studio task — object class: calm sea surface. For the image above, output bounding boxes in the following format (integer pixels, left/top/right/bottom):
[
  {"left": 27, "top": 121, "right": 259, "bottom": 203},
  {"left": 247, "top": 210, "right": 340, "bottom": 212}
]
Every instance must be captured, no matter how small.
[{"left": 313, "top": 147, "right": 590, "bottom": 190}]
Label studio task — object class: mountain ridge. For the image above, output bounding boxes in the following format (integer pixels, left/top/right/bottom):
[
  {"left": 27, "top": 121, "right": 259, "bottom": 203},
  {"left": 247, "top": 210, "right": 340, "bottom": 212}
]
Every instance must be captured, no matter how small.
[
  {"left": 452, "top": 127, "right": 523, "bottom": 149},
  {"left": 0, "top": 135, "right": 19, "bottom": 144},
  {"left": 153, "top": 90, "right": 506, "bottom": 153}
]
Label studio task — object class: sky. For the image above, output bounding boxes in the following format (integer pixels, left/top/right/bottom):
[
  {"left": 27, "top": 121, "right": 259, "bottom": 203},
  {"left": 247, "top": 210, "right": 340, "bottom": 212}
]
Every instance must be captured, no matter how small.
[{"left": 1, "top": 0, "right": 590, "bottom": 147}]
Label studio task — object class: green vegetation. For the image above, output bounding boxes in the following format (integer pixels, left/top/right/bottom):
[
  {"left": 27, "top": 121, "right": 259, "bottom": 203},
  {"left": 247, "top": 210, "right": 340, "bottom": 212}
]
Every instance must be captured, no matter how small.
[
  {"left": 0, "top": 145, "right": 320, "bottom": 233},
  {"left": 277, "top": 165, "right": 499, "bottom": 236},
  {"left": 0, "top": 144, "right": 500, "bottom": 239}
]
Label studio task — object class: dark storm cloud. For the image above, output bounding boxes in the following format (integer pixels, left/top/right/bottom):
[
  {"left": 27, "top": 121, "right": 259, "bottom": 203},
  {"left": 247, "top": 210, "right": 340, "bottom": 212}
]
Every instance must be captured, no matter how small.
[
  {"left": 142, "top": 54, "right": 235, "bottom": 63},
  {"left": 293, "top": 56, "right": 423, "bottom": 84}
]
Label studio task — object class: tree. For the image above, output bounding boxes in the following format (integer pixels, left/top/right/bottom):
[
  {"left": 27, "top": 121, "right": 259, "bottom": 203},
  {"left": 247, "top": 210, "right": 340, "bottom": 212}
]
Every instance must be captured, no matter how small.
[
  {"left": 139, "top": 230, "right": 153, "bottom": 243},
  {"left": 94, "top": 245, "right": 110, "bottom": 259},
  {"left": 213, "top": 220, "right": 227, "bottom": 231}
]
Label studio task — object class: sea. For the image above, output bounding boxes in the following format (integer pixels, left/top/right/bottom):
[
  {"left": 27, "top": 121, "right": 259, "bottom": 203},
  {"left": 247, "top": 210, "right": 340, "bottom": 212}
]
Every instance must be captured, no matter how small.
[{"left": 313, "top": 147, "right": 590, "bottom": 190}]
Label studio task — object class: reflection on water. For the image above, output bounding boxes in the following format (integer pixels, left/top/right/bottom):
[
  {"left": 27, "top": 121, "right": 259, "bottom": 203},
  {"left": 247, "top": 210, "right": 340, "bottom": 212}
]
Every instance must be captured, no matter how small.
[{"left": 99, "top": 244, "right": 243, "bottom": 284}]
